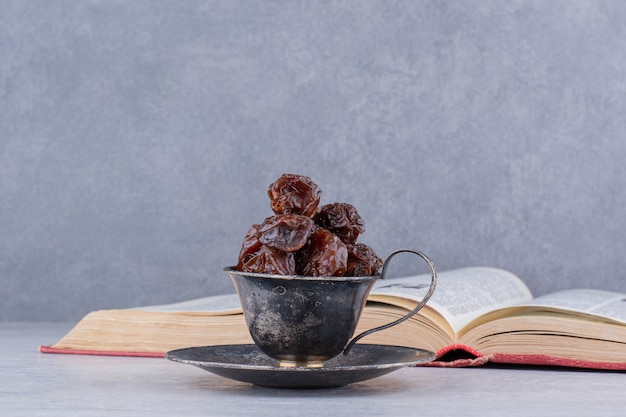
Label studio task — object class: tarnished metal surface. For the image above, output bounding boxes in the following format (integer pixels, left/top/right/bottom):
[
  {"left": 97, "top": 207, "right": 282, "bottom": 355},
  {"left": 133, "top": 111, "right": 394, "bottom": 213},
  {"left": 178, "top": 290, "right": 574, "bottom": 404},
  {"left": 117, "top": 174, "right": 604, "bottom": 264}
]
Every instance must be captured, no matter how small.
[
  {"left": 225, "top": 268, "right": 378, "bottom": 363},
  {"left": 223, "top": 248, "right": 438, "bottom": 363},
  {"left": 165, "top": 344, "right": 436, "bottom": 388}
]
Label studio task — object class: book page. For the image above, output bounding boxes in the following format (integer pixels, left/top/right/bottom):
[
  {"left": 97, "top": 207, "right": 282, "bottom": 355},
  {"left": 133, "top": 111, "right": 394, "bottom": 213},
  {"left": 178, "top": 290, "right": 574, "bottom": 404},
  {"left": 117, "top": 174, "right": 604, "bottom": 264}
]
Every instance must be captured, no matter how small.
[
  {"left": 518, "top": 289, "right": 626, "bottom": 324},
  {"left": 134, "top": 294, "right": 243, "bottom": 315},
  {"left": 370, "top": 267, "right": 533, "bottom": 332}
]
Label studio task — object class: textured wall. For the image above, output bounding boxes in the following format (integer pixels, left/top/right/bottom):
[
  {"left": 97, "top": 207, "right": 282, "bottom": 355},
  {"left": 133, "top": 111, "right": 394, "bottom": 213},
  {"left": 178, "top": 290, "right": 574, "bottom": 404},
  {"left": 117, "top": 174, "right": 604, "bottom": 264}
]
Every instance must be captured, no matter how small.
[{"left": 2, "top": 0, "right": 626, "bottom": 321}]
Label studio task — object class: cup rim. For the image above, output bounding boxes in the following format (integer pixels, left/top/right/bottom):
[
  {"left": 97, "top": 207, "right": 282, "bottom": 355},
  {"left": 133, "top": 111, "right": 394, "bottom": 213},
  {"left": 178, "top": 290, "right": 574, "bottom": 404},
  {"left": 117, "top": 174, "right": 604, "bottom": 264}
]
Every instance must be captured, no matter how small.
[{"left": 223, "top": 266, "right": 380, "bottom": 282}]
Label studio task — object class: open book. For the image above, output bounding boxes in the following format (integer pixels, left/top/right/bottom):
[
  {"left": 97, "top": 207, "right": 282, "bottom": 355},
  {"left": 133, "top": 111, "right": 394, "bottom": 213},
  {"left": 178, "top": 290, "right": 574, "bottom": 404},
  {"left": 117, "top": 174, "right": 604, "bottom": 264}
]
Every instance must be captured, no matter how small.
[{"left": 40, "top": 267, "right": 626, "bottom": 370}]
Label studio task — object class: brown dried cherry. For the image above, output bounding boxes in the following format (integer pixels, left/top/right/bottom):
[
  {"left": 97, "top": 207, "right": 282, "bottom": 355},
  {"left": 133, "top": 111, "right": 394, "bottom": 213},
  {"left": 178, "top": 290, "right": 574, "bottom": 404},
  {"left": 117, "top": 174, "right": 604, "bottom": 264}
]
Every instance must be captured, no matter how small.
[
  {"left": 314, "top": 202, "right": 365, "bottom": 244},
  {"left": 346, "top": 243, "right": 383, "bottom": 276},
  {"left": 258, "top": 214, "right": 313, "bottom": 252},
  {"left": 296, "top": 227, "right": 348, "bottom": 277},
  {"left": 268, "top": 174, "right": 322, "bottom": 217}
]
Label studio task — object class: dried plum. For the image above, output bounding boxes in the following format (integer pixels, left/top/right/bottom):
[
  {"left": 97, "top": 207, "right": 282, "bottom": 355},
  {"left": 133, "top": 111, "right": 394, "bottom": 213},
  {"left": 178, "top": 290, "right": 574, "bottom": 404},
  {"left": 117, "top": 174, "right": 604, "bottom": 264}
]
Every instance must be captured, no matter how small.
[
  {"left": 236, "top": 174, "right": 381, "bottom": 277},
  {"left": 314, "top": 202, "right": 365, "bottom": 244},
  {"left": 236, "top": 224, "right": 263, "bottom": 271},
  {"left": 258, "top": 214, "right": 313, "bottom": 252},
  {"left": 346, "top": 243, "right": 383, "bottom": 276},
  {"left": 296, "top": 227, "right": 348, "bottom": 277},
  {"left": 268, "top": 174, "right": 322, "bottom": 217},
  {"left": 239, "top": 245, "right": 296, "bottom": 275}
]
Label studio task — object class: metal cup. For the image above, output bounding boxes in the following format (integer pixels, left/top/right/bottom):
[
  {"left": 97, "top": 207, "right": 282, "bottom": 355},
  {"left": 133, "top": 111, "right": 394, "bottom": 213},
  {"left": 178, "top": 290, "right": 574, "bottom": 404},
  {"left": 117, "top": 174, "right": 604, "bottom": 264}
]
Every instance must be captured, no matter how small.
[{"left": 224, "top": 249, "right": 437, "bottom": 365}]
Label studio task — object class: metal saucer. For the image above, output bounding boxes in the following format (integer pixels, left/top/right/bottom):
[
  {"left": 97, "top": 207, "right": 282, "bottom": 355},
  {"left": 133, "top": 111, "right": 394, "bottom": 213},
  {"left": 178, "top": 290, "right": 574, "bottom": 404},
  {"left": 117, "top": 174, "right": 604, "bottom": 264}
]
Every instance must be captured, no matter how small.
[{"left": 165, "top": 344, "right": 435, "bottom": 389}]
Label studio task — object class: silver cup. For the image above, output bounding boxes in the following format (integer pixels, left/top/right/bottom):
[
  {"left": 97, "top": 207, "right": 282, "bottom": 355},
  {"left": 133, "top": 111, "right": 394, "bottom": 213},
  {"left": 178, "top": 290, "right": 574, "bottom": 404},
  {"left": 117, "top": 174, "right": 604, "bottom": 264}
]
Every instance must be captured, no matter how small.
[{"left": 224, "top": 249, "right": 437, "bottom": 365}]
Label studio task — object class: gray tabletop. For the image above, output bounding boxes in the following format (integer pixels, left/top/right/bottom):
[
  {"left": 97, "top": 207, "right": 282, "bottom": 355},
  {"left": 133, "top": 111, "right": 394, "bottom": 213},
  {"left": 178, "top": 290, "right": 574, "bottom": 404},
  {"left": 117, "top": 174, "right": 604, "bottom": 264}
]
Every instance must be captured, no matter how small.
[{"left": 2, "top": 322, "right": 624, "bottom": 416}]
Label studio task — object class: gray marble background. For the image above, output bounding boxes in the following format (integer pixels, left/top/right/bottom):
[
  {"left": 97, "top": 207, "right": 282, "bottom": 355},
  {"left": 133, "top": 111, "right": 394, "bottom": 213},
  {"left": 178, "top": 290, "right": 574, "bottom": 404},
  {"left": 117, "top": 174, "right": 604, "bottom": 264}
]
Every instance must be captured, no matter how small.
[{"left": 2, "top": 0, "right": 625, "bottom": 321}]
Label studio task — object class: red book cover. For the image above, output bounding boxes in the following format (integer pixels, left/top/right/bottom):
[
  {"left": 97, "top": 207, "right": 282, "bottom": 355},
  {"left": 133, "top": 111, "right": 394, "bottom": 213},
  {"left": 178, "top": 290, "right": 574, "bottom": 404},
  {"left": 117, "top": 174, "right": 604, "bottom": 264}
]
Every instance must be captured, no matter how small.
[
  {"left": 424, "top": 344, "right": 626, "bottom": 371},
  {"left": 40, "top": 343, "right": 626, "bottom": 371}
]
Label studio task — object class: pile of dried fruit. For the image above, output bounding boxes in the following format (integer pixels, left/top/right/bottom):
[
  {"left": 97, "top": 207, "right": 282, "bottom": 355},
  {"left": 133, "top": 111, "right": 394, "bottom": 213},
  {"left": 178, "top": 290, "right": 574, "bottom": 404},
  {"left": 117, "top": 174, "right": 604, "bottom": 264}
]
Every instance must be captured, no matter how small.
[{"left": 236, "top": 174, "right": 382, "bottom": 277}]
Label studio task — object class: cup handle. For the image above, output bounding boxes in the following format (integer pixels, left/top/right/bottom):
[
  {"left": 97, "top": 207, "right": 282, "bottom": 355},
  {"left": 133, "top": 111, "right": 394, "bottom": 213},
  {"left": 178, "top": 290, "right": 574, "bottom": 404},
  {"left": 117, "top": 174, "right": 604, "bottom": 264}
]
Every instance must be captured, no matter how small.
[{"left": 342, "top": 248, "right": 437, "bottom": 355}]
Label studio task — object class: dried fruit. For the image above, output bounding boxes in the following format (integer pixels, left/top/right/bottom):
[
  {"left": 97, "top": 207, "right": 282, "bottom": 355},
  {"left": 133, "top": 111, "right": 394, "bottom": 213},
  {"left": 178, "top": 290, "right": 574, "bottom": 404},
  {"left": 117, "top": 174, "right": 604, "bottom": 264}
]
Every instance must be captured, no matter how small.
[
  {"left": 314, "top": 203, "right": 365, "bottom": 244},
  {"left": 236, "top": 174, "right": 381, "bottom": 277},
  {"left": 268, "top": 174, "right": 322, "bottom": 217},
  {"left": 236, "top": 224, "right": 263, "bottom": 271},
  {"left": 346, "top": 243, "right": 383, "bottom": 277},
  {"left": 258, "top": 214, "right": 313, "bottom": 252},
  {"left": 239, "top": 245, "right": 296, "bottom": 275},
  {"left": 296, "top": 227, "right": 348, "bottom": 276}
]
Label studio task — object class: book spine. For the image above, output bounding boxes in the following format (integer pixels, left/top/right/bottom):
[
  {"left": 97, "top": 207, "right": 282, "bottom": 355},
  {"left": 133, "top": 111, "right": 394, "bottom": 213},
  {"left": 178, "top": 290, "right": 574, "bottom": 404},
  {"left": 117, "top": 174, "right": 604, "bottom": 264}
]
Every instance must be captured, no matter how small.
[
  {"left": 424, "top": 344, "right": 492, "bottom": 367},
  {"left": 436, "top": 343, "right": 483, "bottom": 358}
]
